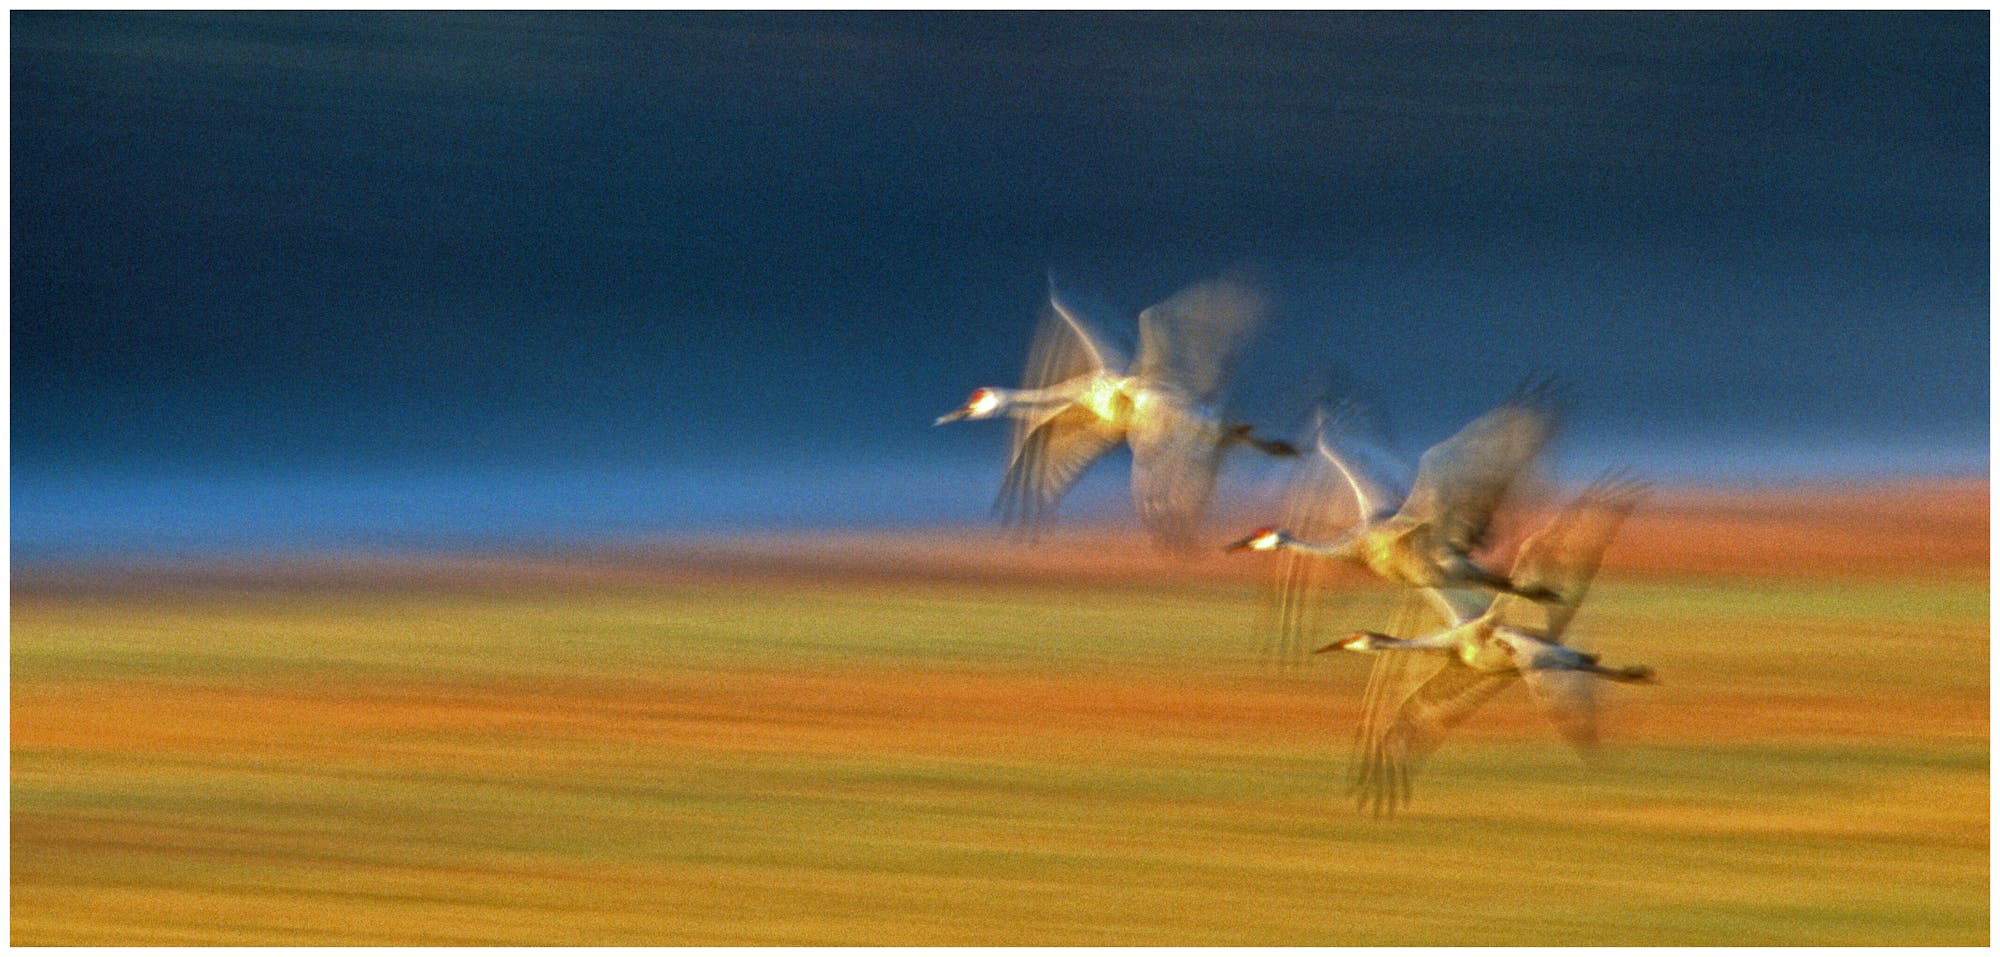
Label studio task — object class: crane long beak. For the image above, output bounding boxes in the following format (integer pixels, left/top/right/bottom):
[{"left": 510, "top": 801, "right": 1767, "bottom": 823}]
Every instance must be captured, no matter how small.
[
  {"left": 934, "top": 408, "right": 969, "bottom": 425},
  {"left": 1222, "top": 532, "right": 1262, "bottom": 552},
  {"left": 1311, "top": 641, "right": 1344, "bottom": 654}
]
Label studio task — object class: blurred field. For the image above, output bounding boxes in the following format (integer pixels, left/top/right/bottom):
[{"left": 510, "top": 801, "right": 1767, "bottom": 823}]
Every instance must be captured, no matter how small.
[{"left": 11, "top": 481, "right": 1989, "bottom": 944}]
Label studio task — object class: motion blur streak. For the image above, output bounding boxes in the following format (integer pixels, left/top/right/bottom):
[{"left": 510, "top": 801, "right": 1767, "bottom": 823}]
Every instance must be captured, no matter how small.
[
  {"left": 11, "top": 11, "right": 1987, "bottom": 945},
  {"left": 12, "top": 483, "right": 1985, "bottom": 944}
]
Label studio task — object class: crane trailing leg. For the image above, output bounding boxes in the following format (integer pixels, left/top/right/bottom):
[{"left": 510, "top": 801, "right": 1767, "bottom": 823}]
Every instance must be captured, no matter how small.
[{"left": 1225, "top": 423, "right": 1299, "bottom": 457}]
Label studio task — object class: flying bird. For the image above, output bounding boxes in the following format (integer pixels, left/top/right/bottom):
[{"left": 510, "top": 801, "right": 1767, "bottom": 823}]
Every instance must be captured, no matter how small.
[
  {"left": 1225, "top": 383, "right": 1565, "bottom": 661},
  {"left": 1320, "top": 473, "right": 1655, "bottom": 815},
  {"left": 936, "top": 275, "right": 1297, "bottom": 549}
]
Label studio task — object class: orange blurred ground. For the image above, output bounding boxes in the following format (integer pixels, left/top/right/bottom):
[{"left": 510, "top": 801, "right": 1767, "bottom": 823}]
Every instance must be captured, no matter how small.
[{"left": 11, "top": 479, "right": 1990, "bottom": 945}]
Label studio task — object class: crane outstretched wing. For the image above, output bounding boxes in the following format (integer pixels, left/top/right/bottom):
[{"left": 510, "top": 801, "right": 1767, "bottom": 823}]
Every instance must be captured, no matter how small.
[
  {"left": 1398, "top": 381, "right": 1562, "bottom": 555},
  {"left": 1010, "top": 292, "right": 1124, "bottom": 466},
  {"left": 1489, "top": 471, "right": 1647, "bottom": 642},
  {"left": 1312, "top": 402, "right": 1412, "bottom": 524},
  {"left": 1127, "top": 399, "right": 1224, "bottom": 551},
  {"left": 1133, "top": 274, "right": 1266, "bottom": 406},
  {"left": 1255, "top": 407, "right": 1412, "bottom": 664},
  {"left": 993, "top": 405, "right": 1122, "bottom": 534},
  {"left": 1343, "top": 590, "right": 1478, "bottom": 815},
  {"left": 1261, "top": 434, "right": 1362, "bottom": 663},
  {"left": 1351, "top": 657, "right": 1517, "bottom": 817},
  {"left": 1042, "top": 283, "right": 1128, "bottom": 373},
  {"left": 1520, "top": 666, "right": 1599, "bottom": 757}
]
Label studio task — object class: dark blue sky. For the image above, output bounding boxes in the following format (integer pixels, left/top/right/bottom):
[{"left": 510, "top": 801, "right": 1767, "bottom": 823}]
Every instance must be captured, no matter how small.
[{"left": 12, "top": 12, "right": 1989, "bottom": 556}]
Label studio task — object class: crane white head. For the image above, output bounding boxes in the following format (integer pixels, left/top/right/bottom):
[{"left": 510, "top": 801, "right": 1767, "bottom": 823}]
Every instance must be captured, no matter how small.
[
  {"left": 1222, "top": 526, "right": 1288, "bottom": 553},
  {"left": 935, "top": 387, "right": 1004, "bottom": 425}
]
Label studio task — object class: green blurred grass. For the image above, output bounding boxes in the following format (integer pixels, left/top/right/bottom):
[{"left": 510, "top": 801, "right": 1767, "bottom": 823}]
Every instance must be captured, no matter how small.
[{"left": 12, "top": 574, "right": 1988, "bottom": 944}]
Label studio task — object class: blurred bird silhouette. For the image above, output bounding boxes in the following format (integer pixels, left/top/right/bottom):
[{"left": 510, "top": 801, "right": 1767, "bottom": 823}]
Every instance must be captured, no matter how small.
[
  {"left": 1225, "top": 381, "right": 1565, "bottom": 662},
  {"left": 937, "top": 274, "right": 1297, "bottom": 550},
  {"left": 1318, "top": 473, "right": 1655, "bottom": 816}
]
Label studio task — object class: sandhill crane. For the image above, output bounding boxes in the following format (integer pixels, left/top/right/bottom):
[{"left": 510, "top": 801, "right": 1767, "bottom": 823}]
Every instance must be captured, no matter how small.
[
  {"left": 1223, "top": 384, "right": 1563, "bottom": 661},
  {"left": 936, "top": 275, "right": 1297, "bottom": 549},
  {"left": 1320, "top": 474, "right": 1655, "bottom": 815}
]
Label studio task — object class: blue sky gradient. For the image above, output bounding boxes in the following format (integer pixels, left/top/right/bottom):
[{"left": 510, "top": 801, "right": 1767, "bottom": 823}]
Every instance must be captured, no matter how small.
[{"left": 12, "top": 12, "right": 1988, "bottom": 558}]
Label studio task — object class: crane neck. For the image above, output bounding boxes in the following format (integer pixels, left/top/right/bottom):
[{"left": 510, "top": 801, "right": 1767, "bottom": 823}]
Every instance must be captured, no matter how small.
[
  {"left": 1279, "top": 530, "right": 1364, "bottom": 560},
  {"left": 993, "top": 376, "right": 1098, "bottom": 409}
]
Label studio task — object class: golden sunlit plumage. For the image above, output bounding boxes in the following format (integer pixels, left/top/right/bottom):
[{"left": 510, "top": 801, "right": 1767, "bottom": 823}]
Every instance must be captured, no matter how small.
[
  {"left": 1226, "top": 383, "right": 1564, "bottom": 661},
  {"left": 938, "top": 274, "right": 1298, "bottom": 549},
  {"left": 1325, "top": 474, "right": 1655, "bottom": 815}
]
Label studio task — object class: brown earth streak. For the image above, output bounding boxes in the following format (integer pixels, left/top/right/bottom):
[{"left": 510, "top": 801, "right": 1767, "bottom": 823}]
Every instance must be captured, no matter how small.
[
  {"left": 12, "top": 478, "right": 1988, "bottom": 594},
  {"left": 15, "top": 662, "right": 1983, "bottom": 770}
]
